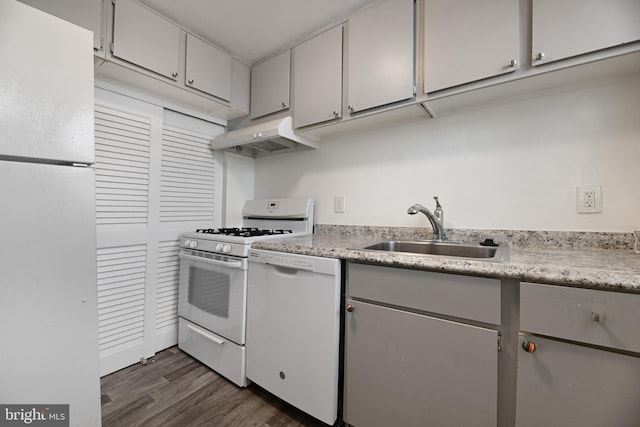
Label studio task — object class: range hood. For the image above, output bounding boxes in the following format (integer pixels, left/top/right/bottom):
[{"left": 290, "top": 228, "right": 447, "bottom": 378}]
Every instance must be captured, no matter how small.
[{"left": 210, "top": 116, "right": 319, "bottom": 158}]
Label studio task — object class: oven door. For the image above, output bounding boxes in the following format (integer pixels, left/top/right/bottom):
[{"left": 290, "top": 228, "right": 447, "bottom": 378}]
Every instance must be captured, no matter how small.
[{"left": 178, "top": 250, "right": 248, "bottom": 345}]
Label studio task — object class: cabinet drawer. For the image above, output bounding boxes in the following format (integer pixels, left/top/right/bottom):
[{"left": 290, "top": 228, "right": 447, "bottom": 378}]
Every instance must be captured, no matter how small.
[
  {"left": 178, "top": 318, "right": 247, "bottom": 387},
  {"left": 520, "top": 282, "right": 640, "bottom": 353},
  {"left": 348, "top": 263, "right": 501, "bottom": 324}
]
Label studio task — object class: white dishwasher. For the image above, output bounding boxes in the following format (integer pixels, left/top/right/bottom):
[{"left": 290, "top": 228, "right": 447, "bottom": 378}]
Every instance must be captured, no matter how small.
[{"left": 247, "top": 249, "right": 341, "bottom": 425}]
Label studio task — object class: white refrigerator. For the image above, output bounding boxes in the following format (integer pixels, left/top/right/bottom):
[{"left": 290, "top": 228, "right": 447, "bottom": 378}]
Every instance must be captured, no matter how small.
[{"left": 0, "top": 1, "right": 101, "bottom": 426}]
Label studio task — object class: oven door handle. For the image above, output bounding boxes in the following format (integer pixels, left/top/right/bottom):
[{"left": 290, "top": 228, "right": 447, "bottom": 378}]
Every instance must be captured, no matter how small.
[
  {"left": 179, "top": 252, "right": 243, "bottom": 269},
  {"left": 186, "top": 324, "right": 225, "bottom": 346}
]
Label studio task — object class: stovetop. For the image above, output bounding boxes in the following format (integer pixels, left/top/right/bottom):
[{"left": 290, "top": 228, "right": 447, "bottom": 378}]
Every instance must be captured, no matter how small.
[
  {"left": 180, "top": 197, "right": 314, "bottom": 258},
  {"left": 196, "top": 227, "right": 293, "bottom": 238}
]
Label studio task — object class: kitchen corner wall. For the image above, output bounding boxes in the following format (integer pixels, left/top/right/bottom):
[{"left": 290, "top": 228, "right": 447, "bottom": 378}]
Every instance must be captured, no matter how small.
[
  {"left": 224, "top": 152, "right": 255, "bottom": 228},
  {"left": 254, "top": 75, "right": 640, "bottom": 232}
]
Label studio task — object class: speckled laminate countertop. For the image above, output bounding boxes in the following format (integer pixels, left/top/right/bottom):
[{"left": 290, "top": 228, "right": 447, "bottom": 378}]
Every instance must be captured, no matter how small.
[{"left": 251, "top": 227, "right": 640, "bottom": 293}]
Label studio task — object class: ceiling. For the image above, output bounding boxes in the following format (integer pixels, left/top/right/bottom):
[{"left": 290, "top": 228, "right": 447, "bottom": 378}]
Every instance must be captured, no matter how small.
[{"left": 139, "top": 0, "right": 379, "bottom": 66}]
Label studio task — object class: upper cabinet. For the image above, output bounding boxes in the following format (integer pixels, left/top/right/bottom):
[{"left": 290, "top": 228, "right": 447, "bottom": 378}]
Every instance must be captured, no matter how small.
[
  {"left": 94, "top": 0, "right": 249, "bottom": 119},
  {"left": 423, "top": 0, "right": 519, "bottom": 93},
  {"left": 250, "top": 50, "right": 291, "bottom": 119},
  {"left": 293, "top": 26, "right": 343, "bottom": 128},
  {"left": 347, "top": 0, "right": 415, "bottom": 114},
  {"left": 185, "top": 34, "right": 232, "bottom": 102},
  {"left": 20, "top": 0, "right": 640, "bottom": 125},
  {"left": 532, "top": 0, "right": 640, "bottom": 66},
  {"left": 112, "top": 0, "right": 180, "bottom": 81},
  {"left": 18, "top": 0, "right": 103, "bottom": 51}
]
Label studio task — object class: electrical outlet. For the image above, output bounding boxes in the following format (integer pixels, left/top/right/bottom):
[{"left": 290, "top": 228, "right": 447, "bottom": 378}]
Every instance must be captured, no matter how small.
[
  {"left": 334, "top": 195, "right": 345, "bottom": 213},
  {"left": 577, "top": 185, "right": 602, "bottom": 214},
  {"left": 584, "top": 190, "right": 596, "bottom": 208}
]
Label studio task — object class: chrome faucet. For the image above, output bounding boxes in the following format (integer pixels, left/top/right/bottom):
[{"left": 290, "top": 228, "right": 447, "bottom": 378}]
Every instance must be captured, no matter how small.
[{"left": 407, "top": 196, "right": 447, "bottom": 241}]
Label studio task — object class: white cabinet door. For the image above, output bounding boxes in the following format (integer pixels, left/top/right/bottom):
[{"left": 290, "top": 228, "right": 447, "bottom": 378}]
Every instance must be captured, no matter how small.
[
  {"left": 516, "top": 334, "right": 640, "bottom": 426},
  {"left": 185, "top": 33, "right": 232, "bottom": 102},
  {"left": 294, "top": 25, "right": 343, "bottom": 128},
  {"left": 347, "top": 0, "right": 414, "bottom": 114},
  {"left": 18, "top": 0, "right": 103, "bottom": 50},
  {"left": 250, "top": 50, "right": 291, "bottom": 119},
  {"left": 112, "top": 0, "right": 180, "bottom": 80},
  {"left": 424, "top": 0, "right": 519, "bottom": 93},
  {"left": 532, "top": 0, "right": 640, "bottom": 66},
  {"left": 344, "top": 299, "right": 498, "bottom": 427}
]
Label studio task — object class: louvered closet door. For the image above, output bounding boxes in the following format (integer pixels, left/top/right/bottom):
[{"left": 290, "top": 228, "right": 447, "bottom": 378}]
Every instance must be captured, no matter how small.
[
  {"left": 94, "top": 88, "right": 223, "bottom": 376},
  {"left": 154, "top": 111, "right": 224, "bottom": 350},
  {"left": 160, "top": 124, "right": 220, "bottom": 223},
  {"left": 94, "top": 92, "right": 159, "bottom": 376},
  {"left": 95, "top": 105, "right": 151, "bottom": 226}
]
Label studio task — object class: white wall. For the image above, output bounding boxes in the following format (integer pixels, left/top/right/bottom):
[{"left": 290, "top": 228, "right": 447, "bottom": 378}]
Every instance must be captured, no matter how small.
[
  {"left": 254, "top": 76, "right": 640, "bottom": 232},
  {"left": 223, "top": 152, "right": 255, "bottom": 227}
]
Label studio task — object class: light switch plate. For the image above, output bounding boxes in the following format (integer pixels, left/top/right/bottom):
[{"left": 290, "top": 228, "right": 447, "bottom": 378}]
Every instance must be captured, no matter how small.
[{"left": 334, "top": 195, "right": 345, "bottom": 213}]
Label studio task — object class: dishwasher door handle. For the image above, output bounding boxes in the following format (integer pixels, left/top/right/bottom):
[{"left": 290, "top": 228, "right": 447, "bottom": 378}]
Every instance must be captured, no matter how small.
[
  {"left": 186, "top": 324, "right": 225, "bottom": 345},
  {"left": 272, "top": 265, "right": 301, "bottom": 277}
]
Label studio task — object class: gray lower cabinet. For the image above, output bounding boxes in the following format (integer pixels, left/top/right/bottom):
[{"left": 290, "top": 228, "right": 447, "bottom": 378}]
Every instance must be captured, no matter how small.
[
  {"left": 516, "top": 334, "right": 640, "bottom": 427},
  {"left": 517, "top": 282, "right": 640, "bottom": 426},
  {"left": 344, "top": 263, "right": 500, "bottom": 427},
  {"left": 345, "top": 300, "right": 498, "bottom": 427}
]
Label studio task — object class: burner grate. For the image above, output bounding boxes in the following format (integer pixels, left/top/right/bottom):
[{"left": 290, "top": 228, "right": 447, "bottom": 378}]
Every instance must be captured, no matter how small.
[{"left": 196, "top": 227, "right": 293, "bottom": 237}]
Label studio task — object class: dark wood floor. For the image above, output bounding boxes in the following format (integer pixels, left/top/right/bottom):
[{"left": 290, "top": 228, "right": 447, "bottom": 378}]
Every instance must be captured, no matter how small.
[{"left": 101, "top": 346, "right": 329, "bottom": 427}]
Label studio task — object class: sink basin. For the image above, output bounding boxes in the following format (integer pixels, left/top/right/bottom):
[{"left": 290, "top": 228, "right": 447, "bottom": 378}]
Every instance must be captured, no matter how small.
[{"left": 359, "top": 240, "right": 509, "bottom": 262}]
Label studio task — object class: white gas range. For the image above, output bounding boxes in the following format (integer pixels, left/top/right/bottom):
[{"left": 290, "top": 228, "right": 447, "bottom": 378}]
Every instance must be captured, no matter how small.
[
  {"left": 180, "top": 197, "right": 314, "bottom": 257},
  {"left": 177, "top": 198, "right": 314, "bottom": 387}
]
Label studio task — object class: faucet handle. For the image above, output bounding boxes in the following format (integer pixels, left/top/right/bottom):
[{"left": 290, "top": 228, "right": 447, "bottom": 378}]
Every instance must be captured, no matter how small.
[{"left": 433, "top": 196, "right": 442, "bottom": 209}]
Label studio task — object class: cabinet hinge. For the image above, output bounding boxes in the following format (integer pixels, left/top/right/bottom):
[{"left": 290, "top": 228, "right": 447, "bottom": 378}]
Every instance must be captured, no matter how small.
[
  {"left": 413, "top": 84, "right": 417, "bottom": 96},
  {"left": 497, "top": 334, "right": 502, "bottom": 351},
  {"left": 110, "top": 42, "right": 114, "bottom": 53}
]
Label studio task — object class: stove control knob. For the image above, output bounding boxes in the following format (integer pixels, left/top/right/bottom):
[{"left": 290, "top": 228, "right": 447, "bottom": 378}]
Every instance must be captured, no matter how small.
[
  {"left": 223, "top": 244, "right": 231, "bottom": 253},
  {"left": 215, "top": 244, "right": 224, "bottom": 252},
  {"left": 183, "top": 239, "right": 192, "bottom": 248},
  {"left": 189, "top": 240, "right": 198, "bottom": 249}
]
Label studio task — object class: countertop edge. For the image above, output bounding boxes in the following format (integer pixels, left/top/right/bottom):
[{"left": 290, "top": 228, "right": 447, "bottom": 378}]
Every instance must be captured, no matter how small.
[{"left": 251, "top": 236, "right": 640, "bottom": 293}]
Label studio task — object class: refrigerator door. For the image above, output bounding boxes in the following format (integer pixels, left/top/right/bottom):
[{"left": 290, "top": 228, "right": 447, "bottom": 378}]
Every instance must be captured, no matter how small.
[
  {"left": 0, "top": 0, "right": 94, "bottom": 164},
  {"left": 0, "top": 161, "right": 101, "bottom": 426}
]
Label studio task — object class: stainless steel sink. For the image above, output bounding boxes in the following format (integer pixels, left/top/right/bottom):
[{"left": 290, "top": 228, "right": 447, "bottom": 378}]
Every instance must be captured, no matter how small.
[{"left": 359, "top": 240, "right": 509, "bottom": 262}]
